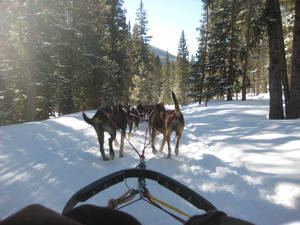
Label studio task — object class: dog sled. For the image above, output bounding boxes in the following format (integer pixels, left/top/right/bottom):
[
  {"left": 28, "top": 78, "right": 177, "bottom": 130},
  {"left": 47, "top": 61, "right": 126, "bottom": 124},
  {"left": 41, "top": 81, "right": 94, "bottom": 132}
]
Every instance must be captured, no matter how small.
[
  {"left": 58, "top": 158, "right": 254, "bottom": 225},
  {"left": 62, "top": 161, "right": 215, "bottom": 222}
]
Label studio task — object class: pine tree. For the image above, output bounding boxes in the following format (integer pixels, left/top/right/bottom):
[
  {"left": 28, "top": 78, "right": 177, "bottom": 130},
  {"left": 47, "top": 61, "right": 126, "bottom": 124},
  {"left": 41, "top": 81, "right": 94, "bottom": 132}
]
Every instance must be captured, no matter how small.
[
  {"left": 240, "top": 0, "right": 253, "bottom": 101},
  {"left": 239, "top": 0, "right": 265, "bottom": 101},
  {"left": 203, "top": 76, "right": 223, "bottom": 106},
  {"left": 129, "top": 0, "right": 152, "bottom": 105},
  {"left": 160, "top": 52, "right": 173, "bottom": 104},
  {"left": 0, "top": 1, "right": 17, "bottom": 125},
  {"left": 67, "top": 0, "right": 130, "bottom": 108},
  {"left": 265, "top": 0, "right": 289, "bottom": 119},
  {"left": 191, "top": 0, "right": 211, "bottom": 104},
  {"left": 135, "top": 0, "right": 152, "bottom": 44},
  {"left": 130, "top": 61, "right": 152, "bottom": 104},
  {"left": 97, "top": 0, "right": 131, "bottom": 104},
  {"left": 1, "top": 0, "right": 53, "bottom": 122},
  {"left": 248, "top": 38, "right": 269, "bottom": 95},
  {"left": 32, "top": 1, "right": 62, "bottom": 119},
  {"left": 282, "top": 0, "right": 295, "bottom": 79},
  {"left": 287, "top": 0, "right": 300, "bottom": 118},
  {"left": 206, "top": 0, "right": 243, "bottom": 101},
  {"left": 47, "top": 0, "right": 79, "bottom": 115},
  {"left": 175, "top": 30, "right": 190, "bottom": 105},
  {"left": 149, "top": 51, "right": 162, "bottom": 104},
  {"left": 72, "top": 0, "right": 109, "bottom": 108},
  {"left": 0, "top": 0, "right": 134, "bottom": 124}
]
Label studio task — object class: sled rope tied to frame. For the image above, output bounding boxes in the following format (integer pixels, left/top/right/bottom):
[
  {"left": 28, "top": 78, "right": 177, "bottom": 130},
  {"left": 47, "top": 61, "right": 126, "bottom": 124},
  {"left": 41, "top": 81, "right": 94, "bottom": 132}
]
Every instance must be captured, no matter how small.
[
  {"left": 107, "top": 188, "right": 138, "bottom": 209},
  {"left": 106, "top": 167, "right": 191, "bottom": 223}
]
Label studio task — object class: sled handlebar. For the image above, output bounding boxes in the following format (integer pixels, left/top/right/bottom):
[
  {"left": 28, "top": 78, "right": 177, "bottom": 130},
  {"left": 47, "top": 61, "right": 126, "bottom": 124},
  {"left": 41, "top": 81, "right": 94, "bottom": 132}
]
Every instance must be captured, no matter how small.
[{"left": 62, "top": 168, "right": 217, "bottom": 214}]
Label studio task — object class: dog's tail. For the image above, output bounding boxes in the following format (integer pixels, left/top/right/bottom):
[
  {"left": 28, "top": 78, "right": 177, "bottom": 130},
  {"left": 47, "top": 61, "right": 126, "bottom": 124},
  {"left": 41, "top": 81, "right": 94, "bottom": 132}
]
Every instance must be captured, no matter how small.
[
  {"left": 82, "top": 112, "right": 94, "bottom": 125},
  {"left": 172, "top": 92, "right": 180, "bottom": 112}
]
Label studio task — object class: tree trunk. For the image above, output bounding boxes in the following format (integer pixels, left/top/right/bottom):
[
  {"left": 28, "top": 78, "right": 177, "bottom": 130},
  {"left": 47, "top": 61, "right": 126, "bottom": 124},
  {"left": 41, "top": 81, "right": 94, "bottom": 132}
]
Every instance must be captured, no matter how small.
[
  {"left": 287, "top": 0, "right": 300, "bottom": 119},
  {"left": 199, "top": 5, "right": 209, "bottom": 104},
  {"left": 256, "top": 60, "right": 261, "bottom": 95},
  {"left": 242, "top": 0, "right": 252, "bottom": 101},
  {"left": 25, "top": 0, "right": 37, "bottom": 122},
  {"left": 227, "top": 0, "right": 237, "bottom": 101},
  {"left": 265, "top": 0, "right": 288, "bottom": 119}
]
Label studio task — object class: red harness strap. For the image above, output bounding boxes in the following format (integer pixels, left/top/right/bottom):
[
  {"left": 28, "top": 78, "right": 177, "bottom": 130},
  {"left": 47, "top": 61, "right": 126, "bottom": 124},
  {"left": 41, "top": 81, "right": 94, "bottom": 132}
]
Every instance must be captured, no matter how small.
[
  {"left": 160, "top": 111, "right": 164, "bottom": 121},
  {"left": 110, "top": 106, "right": 120, "bottom": 122},
  {"left": 160, "top": 111, "right": 175, "bottom": 121},
  {"left": 130, "top": 111, "right": 139, "bottom": 122},
  {"left": 110, "top": 106, "right": 114, "bottom": 117}
]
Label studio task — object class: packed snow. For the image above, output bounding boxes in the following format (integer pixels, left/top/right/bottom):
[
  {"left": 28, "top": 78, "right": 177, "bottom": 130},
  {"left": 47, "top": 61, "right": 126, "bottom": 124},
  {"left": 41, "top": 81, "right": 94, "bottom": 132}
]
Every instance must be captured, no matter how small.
[{"left": 0, "top": 94, "right": 300, "bottom": 225}]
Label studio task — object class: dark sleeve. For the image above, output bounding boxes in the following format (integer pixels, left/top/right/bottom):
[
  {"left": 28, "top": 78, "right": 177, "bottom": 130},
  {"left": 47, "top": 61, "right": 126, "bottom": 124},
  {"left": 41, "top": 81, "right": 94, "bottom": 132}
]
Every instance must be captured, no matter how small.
[
  {"left": 0, "top": 204, "right": 82, "bottom": 225},
  {"left": 64, "top": 204, "right": 142, "bottom": 225},
  {"left": 185, "top": 210, "right": 255, "bottom": 225},
  {"left": 0, "top": 204, "right": 142, "bottom": 225}
]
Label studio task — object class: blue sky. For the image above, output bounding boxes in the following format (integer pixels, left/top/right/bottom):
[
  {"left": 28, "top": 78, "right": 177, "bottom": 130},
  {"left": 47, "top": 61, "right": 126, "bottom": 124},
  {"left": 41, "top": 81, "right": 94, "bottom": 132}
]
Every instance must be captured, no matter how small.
[{"left": 123, "top": 0, "right": 203, "bottom": 57}]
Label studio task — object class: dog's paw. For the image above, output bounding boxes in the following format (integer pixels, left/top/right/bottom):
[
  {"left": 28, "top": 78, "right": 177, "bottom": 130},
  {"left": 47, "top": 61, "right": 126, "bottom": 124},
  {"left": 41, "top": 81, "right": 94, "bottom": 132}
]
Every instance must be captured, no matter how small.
[
  {"left": 109, "top": 151, "right": 115, "bottom": 160},
  {"left": 102, "top": 156, "right": 110, "bottom": 161},
  {"left": 114, "top": 139, "right": 119, "bottom": 147},
  {"left": 152, "top": 148, "right": 157, "bottom": 154}
]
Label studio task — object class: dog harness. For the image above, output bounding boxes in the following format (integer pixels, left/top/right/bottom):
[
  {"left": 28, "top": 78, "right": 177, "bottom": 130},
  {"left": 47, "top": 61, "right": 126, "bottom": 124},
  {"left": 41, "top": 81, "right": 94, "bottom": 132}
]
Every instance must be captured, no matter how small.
[
  {"left": 110, "top": 106, "right": 120, "bottom": 122},
  {"left": 160, "top": 111, "right": 175, "bottom": 121}
]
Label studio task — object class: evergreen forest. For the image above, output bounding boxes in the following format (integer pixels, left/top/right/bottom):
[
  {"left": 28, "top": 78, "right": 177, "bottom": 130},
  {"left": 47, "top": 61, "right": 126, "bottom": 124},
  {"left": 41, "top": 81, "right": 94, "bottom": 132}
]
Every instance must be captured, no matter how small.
[{"left": 0, "top": 0, "right": 299, "bottom": 126}]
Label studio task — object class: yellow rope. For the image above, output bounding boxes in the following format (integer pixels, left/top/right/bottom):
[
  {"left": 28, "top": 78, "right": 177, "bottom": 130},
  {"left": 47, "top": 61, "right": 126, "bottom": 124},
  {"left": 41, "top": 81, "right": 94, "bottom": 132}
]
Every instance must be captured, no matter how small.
[{"left": 147, "top": 193, "right": 190, "bottom": 218}]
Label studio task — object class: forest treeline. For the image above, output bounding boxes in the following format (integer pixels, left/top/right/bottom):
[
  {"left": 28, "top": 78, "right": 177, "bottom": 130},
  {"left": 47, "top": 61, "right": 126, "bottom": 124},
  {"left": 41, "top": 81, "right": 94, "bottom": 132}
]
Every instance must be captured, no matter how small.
[{"left": 0, "top": 0, "right": 299, "bottom": 125}]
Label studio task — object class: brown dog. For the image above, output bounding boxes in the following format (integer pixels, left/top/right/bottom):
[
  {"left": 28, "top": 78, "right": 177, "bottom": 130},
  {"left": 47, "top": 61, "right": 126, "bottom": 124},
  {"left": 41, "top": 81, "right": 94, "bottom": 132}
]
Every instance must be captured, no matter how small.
[
  {"left": 82, "top": 106, "right": 127, "bottom": 161},
  {"left": 150, "top": 92, "right": 184, "bottom": 158}
]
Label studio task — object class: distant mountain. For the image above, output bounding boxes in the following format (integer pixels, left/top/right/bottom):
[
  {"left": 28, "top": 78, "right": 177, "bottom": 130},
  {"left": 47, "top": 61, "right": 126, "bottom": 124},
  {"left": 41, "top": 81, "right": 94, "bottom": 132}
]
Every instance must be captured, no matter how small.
[{"left": 151, "top": 45, "right": 176, "bottom": 63}]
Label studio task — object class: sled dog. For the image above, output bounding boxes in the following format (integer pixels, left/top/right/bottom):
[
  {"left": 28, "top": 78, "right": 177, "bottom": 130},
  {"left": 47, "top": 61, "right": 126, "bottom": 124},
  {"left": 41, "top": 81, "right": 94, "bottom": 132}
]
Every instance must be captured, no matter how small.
[
  {"left": 82, "top": 106, "right": 127, "bottom": 161},
  {"left": 149, "top": 92, "right": 184, "bottom": 158}
]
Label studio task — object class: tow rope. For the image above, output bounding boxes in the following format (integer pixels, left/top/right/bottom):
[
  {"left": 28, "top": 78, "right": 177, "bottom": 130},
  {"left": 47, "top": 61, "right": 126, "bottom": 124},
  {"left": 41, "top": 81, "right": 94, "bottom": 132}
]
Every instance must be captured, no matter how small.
[
  {"left": 109, "top": 108, "right": 190, "bottom": 223},
  {"left": 147, "top": 193, "right": 190, "bottom": 218},
  {"left": 144, "top": 193, "right": 186, "bottom": 223},
  {"left": 116, "top": 113, "right": 151, "bottom": 161}
]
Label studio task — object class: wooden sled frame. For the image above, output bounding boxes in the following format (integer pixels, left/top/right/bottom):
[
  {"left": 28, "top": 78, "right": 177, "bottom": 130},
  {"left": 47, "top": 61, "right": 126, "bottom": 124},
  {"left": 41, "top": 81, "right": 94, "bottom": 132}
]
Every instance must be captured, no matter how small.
[{"left": 62, "top": 168, "right": 217, "bottom": 215}]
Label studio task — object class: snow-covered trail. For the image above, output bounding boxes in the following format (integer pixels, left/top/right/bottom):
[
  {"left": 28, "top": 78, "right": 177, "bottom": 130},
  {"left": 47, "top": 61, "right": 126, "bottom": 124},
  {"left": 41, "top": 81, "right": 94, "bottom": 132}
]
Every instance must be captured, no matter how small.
[{"left": 1, "top": 98, "right": 300, "bottom": 225}]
